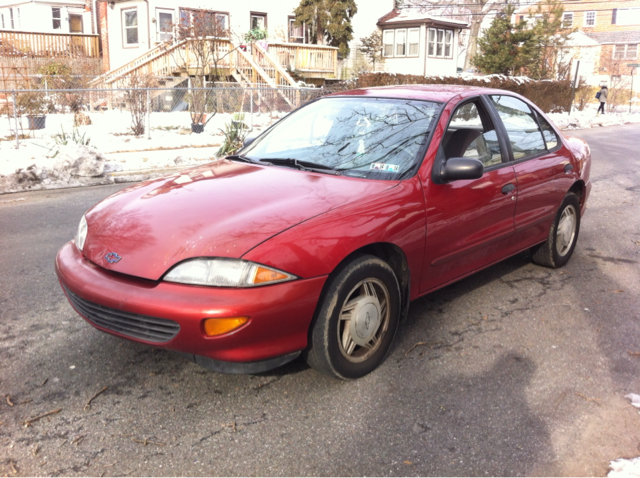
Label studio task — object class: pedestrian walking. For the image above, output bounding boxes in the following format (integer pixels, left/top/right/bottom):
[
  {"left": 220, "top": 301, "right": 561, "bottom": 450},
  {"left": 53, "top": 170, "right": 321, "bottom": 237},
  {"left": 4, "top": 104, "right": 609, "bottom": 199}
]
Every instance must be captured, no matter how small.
[{"left": 597, "top": 85, "right": 608, "bottom": 115}]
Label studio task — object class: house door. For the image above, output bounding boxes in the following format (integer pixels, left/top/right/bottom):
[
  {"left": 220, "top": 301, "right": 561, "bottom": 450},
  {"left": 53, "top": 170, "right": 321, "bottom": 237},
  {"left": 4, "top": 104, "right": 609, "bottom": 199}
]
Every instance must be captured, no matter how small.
[
  {"left": 69, "top": 14, "right": 84, "bottom": 55},
  {"left": 69, "top": 14, "right": 83, "bottom": 33}
]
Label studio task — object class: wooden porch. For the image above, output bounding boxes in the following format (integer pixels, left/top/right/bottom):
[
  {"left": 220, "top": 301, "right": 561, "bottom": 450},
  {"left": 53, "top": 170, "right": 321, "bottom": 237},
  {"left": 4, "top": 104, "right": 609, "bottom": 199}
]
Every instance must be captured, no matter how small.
[
  {"left": 91, "top": 38, "right": 337, "bottom": 88},
  {"left": 88, "top": 38, "right": 338, "bottom": 109},
  {"left": 0, "top": 30, "right": 100, "bottom": 59}
]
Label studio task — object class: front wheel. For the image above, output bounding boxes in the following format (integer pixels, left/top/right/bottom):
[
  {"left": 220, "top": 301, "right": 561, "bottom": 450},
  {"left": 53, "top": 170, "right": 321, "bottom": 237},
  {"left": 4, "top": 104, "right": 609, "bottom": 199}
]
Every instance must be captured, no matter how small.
[
  {"left": 532, "top": 192, "right": 581, "bottom": 268},
  {"left": 305, "top": 255, "right": 401, "bottom": 380}
]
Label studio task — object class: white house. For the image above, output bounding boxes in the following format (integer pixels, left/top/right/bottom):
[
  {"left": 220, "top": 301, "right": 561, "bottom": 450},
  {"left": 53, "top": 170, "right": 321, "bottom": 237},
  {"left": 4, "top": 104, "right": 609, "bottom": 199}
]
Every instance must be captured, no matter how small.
[
  {"left": 101, "top": 0, "right": 328, "bottom": 71},
  {"left": 0, "top": 0, "right": 94, "bottom": 34},
  {"left": 377, "top": 8, "right": 469, "bottom": 77}
]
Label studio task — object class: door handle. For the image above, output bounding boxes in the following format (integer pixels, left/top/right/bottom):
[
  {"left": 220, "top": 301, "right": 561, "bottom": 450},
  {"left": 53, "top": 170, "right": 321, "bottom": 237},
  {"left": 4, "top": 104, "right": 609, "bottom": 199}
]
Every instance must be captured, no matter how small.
[
  {"left": 501, "top": 183, "right": 516, "bottom": 195},
  {"left": 564, "top": 163, "right": 574, "bottom": 173}
]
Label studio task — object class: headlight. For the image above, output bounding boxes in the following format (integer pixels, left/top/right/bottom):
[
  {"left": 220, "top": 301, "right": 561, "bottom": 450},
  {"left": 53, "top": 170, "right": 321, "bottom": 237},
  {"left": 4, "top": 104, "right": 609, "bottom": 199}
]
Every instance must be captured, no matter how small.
[
  {"left": 75, "top": 215, "right": 88, "bottom": 252},
  {"left": 164, "top": 259, "right": 296, "bottom": 287}
]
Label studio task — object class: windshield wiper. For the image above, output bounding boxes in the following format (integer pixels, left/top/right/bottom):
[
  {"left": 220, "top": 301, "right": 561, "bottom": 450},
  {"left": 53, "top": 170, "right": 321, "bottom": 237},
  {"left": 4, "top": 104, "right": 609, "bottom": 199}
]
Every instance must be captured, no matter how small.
[
  {"left": 226, "top": 154, "right": 262, "bottom": 165},
  {"left": 258, "top": 158, "right": 341, "bottom": 175}
]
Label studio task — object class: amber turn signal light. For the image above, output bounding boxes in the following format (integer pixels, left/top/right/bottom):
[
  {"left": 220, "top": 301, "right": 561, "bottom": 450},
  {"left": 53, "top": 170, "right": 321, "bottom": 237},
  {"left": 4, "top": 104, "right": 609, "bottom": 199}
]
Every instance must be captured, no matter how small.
[
  {"left": 253, "top": 267, "right": 289, "bottom": 284},
  {"left": 203, "top": 317, "right": 248, "bottom": 336}
]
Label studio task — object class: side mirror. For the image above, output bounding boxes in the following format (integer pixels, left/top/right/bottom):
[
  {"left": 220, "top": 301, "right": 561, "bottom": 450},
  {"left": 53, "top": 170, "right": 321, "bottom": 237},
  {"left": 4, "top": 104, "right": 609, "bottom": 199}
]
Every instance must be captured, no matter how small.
[{"left": 440, "top": 157, "right": 483, "bottom": 182}]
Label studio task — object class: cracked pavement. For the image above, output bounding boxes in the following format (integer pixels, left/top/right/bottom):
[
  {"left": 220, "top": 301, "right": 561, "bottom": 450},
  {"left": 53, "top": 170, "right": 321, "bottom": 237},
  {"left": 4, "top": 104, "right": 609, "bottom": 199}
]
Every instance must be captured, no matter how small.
[{"left": 1, "top": 124, "right": 639, "bottom": 476}]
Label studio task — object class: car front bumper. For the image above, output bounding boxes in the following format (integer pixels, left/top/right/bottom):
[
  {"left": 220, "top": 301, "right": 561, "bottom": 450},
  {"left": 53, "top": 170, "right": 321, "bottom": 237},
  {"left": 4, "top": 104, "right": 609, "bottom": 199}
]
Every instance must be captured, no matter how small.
[{"left": 55, "top": 241, "right": 327, "bottom": 372}]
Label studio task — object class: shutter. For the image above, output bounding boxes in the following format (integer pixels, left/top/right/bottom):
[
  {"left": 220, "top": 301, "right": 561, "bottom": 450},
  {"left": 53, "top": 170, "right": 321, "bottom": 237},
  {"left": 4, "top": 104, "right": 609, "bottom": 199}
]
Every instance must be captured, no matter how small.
[{"left": 612, "top": 8, "right": 617, "bottom": 24}]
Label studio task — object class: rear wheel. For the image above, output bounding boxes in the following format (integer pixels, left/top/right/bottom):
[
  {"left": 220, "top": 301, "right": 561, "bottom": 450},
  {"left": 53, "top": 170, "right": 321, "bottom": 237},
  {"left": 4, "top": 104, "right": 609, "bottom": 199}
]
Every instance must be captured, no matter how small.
[
  {"left": 532, "top": 192, "right": 581, "bottom": 268},
  {"left": 305, "top": 255, "right": 401, "bottom": 380}
]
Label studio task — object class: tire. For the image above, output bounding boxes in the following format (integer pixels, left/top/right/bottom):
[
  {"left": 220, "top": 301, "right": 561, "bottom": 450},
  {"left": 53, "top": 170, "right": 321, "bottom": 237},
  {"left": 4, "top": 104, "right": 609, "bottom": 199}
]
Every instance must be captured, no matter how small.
[
  {"left": 532, "top": 192, "right": 581, "bottom": 268},
  {"left": 305, "top": 254, "right": 401, "bottom": 380}
]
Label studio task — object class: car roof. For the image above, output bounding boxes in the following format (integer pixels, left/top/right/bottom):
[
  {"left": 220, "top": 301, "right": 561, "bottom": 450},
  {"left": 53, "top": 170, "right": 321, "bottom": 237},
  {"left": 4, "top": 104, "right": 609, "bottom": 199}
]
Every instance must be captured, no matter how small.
[{"left": 327, "top": 84, "right": 515, "bottom": 103}]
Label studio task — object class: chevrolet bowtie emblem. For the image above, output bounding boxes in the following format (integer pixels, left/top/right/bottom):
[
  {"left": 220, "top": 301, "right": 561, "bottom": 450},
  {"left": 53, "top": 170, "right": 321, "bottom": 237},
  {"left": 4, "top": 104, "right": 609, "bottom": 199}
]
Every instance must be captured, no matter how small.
[{"left": 105, "top": 252, "right": 122, "bottom": 264}]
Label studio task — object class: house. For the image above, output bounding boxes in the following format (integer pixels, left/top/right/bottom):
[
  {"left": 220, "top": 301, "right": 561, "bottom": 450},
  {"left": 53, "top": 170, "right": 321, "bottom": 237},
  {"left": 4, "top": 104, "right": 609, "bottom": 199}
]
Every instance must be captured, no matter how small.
[
  {"left": 0, "top": 0, "right": 95, "bottom": 34},
  {"left": 98, "top": 0, "right": 339, "bottom": 74},
  {"left": 0, "top": 0, "right": 101, "bottom": 77},
  {"left": 514, "top": 0, "right": 640, "bottom": 85},
  {"left": 377, "top": 8, "right": 469, "bottom": 77}
]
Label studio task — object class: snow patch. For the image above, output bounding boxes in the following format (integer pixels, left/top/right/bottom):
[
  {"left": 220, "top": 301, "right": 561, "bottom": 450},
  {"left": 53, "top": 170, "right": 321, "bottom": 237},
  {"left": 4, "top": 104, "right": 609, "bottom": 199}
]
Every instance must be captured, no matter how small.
[
  {"left": 609, "top": 457, "right": 640, "bottom": 478},
  {"left": 626, "top": 393, "right": 640, "bottom": 409}
]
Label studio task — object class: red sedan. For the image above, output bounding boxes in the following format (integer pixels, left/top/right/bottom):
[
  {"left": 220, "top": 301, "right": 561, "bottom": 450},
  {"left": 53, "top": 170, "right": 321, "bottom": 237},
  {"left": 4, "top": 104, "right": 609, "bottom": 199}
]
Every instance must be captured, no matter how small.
[{"left": 56, "top": 85, "right": 591, "bottom": 379}]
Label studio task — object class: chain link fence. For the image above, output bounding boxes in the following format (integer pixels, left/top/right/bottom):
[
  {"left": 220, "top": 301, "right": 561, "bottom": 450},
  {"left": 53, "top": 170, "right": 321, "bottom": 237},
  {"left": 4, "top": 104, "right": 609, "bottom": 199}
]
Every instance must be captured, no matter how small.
[{"left": 0, "top": 83, "right": 335, "bottom": 149}]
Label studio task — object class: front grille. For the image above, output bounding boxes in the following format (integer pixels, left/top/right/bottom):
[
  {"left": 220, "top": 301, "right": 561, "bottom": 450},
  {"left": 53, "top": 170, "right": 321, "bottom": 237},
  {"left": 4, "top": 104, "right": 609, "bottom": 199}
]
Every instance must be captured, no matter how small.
[{"left": 64, "top": 287, "right": 180, "bottom": 343}]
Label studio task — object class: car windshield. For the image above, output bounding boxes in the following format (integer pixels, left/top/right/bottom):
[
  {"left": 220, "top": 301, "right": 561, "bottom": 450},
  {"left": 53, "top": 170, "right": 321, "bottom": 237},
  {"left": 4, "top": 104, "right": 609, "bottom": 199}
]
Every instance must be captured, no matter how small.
[{"left": 243, "top": 97, "right": 442, "bottom": 180}]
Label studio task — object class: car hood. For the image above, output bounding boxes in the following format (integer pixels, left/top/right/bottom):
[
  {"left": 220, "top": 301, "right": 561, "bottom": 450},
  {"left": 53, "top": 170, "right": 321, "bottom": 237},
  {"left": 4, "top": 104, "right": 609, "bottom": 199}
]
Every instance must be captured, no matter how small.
[{"left": 82, "top": 160, "right": 397, "bottom": 280}]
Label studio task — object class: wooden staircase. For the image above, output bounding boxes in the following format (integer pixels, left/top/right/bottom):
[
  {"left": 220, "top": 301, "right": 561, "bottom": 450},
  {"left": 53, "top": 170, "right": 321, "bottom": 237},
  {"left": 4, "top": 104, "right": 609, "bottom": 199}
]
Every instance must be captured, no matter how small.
[
  {"left": 88, "top": 38, "right": 337, "bottom": 111},
  {"left": 230, "top": 43, "right": 298, "bottom": 109}
]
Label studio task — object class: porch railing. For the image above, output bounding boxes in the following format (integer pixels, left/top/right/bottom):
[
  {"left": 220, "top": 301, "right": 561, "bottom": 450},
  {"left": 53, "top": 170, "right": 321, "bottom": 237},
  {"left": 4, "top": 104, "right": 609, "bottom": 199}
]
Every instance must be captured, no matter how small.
[{"left": 0, "top": 30, "right": 100, "bottom": 59}]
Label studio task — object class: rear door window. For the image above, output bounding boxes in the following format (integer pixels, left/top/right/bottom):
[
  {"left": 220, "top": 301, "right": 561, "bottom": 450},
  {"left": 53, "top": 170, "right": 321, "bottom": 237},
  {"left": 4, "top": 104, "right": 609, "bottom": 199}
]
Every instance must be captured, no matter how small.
[
  {"left": 489, "top": 95, "right": 546, "bottom": 160},
  {"left": 535, "top": 112, "right": 559, "bottom": 150}
]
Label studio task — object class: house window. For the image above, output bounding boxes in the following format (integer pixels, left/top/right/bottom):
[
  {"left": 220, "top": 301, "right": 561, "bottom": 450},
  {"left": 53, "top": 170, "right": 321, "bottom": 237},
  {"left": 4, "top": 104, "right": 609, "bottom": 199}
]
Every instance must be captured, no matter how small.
[
  {"left": 395, "top": 29, "right": 406, "bottom": 56},
  {"left": 288, "top": 16, "right": 308, "bottom": 43},
  {"left": 156, "top": 9, "right": 173, "bottom": 42},
  {"left": 614, "top": 8, "right": 640, "bottom": 25},
  {"left": 562, "top": 12, "right": 573, "bottom": 27},
  {"left": 408, "top": 28, "right": 420, "bottom": 56},
  {"left": 52, "top": 7, "right": 61, "bottom": 30},
  {"left": 428, "top": 28, "right": 453, "bottom": 58},
  {"left": 584, "top": 11, "right": 596, "bottom": 26},
  {"left": 250, "top": 12, "right": 266, "bottom": 30},
  {"left": 383, "top": 30, "right": 394, "bottom": 57},
  {"left": 614, "top": 44, "right": 638, "bottom": 60},
  {"left": 123, "top": 8, "right": 139, "bottom": 46},
  {"left": 428, "top": 29, "right": 435, "bottom": 55},
  {"left": 179, "top": 9, "right": 229, "bottom": 37}
]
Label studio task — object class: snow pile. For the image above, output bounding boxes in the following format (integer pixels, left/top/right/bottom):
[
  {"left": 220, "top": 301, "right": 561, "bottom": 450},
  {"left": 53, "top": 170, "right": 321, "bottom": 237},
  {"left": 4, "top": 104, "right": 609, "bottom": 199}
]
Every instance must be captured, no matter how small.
[
  {"left": 548, "top": 110, "right": 640, "bottom": 130},
  {"left": 626, "top": 393, "right": 640, "bottom": 411},
  {"left": 609, "top": 457, "right": 640, "bottom": 478},
  {"left": 55, "top": 144, "right": 105, "bottom": 178},
  {"left": 0, "top": 111, "right": 285, "bottom": 194},
  {"left": 0, "top": 144, "right": 108, "bottom": 193},
  {"left": 607, "top": 395, "right": 640, "bottom": 477}
]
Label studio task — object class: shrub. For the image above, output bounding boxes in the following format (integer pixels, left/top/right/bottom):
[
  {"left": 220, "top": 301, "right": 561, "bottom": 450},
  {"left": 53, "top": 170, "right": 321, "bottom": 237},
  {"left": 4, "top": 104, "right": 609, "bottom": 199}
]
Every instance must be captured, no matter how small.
[
  {"left": 218, "top": 113, "right": 250, "bottom": 156},
  {"left": 331, "top": 73, "right": 575, "bottom": 113}
]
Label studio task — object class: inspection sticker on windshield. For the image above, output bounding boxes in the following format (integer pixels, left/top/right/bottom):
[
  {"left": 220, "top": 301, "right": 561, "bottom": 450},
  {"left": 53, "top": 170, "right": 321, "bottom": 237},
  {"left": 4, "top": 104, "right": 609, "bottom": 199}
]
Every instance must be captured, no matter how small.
[{"left": 370, "top": 163, "right": 400, "bottom": 172}]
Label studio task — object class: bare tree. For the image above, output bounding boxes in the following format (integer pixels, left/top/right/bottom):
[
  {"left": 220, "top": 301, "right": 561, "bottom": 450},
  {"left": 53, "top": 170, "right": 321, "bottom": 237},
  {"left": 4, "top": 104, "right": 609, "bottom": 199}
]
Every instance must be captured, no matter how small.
[
  {"left": 123, "top": 73, "right": 157, "bottom": 135},
  {"left": 171, "top": 9, "right": 236, "bottom": 126}
]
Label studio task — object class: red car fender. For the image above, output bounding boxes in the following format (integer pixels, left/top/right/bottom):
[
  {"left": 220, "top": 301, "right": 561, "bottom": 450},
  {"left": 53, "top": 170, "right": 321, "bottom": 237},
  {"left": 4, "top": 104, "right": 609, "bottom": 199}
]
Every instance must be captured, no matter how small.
[{"left": 241, "top": 177, "right": 427, "bottom": 301}]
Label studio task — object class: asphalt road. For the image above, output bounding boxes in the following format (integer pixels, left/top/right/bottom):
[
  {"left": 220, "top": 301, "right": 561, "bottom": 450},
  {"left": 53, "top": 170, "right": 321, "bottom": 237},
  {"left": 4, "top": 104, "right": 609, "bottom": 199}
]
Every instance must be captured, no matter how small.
[{"left": 1, "top": 124, "right": 639, "bottom": 476}]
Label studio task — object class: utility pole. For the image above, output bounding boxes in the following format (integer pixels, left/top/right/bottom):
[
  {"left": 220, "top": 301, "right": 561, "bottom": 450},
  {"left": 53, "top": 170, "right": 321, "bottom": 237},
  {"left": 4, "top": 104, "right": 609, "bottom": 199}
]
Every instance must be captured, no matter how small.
[
  {"left": 570, "top": 60, "right": 580, "bottom": 115},
  {"left": 627, "top": 64, "right": 638, "bottom": 114}
]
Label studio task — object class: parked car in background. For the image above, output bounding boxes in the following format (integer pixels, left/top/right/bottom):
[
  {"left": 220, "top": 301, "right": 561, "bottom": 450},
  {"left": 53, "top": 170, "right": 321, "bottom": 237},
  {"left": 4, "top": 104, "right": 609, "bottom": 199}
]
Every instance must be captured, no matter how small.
[{"left": 56, "top": 85, "right": 591, "bottom": 380}]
